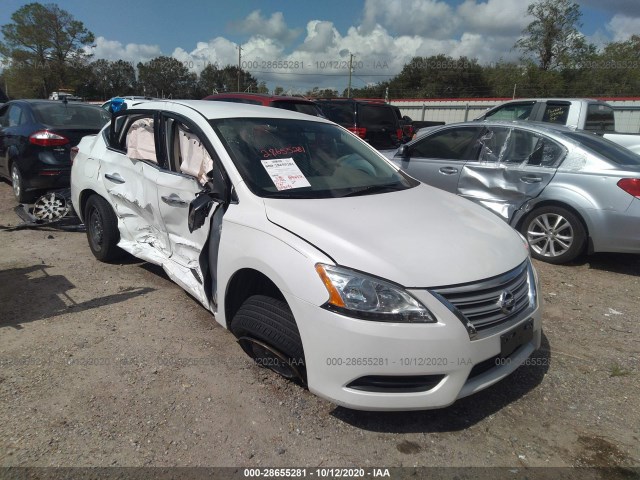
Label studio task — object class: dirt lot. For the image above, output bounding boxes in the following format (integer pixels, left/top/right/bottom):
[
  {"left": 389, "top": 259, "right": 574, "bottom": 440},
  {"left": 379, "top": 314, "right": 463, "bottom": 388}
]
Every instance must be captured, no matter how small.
[{"left": 0, "top": 181, "right": 638, "bottom": 474}]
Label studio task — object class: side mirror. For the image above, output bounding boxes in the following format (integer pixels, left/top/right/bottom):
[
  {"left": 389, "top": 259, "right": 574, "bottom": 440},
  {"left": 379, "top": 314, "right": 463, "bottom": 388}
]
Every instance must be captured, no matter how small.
[
  {"left": 396, "top": 144, "right": 410, "bottom": 159},
  {"left": 205, "top": 169, "right": 229, "bottom": 204},
  {"left": 188, "top": 170, "right": 229, "bottom": 233}
]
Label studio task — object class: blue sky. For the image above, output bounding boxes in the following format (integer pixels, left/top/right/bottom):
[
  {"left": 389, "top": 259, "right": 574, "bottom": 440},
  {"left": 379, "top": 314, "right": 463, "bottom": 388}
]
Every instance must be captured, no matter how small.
[{"left": 1, "top": 0, "right": 639, "bottom": 93}]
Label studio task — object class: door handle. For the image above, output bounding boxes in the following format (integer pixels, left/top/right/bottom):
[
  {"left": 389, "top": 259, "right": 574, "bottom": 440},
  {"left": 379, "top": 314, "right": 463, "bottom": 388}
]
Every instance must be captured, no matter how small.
[
  {"left": 439, "top": 166, "right": 458, "bottom": 175},
  {"left": 520, "top": 175, "right": 543, "bottom": 184},
  {"left": 104, "top": 173, "right": 125, "bottom": 184},
  {"left": 161, "top": 194, "right": 188, "bottom": 207}
]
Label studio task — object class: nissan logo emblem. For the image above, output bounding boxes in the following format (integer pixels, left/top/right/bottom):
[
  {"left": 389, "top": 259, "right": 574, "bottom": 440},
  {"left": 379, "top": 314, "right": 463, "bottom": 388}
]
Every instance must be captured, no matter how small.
[{"left": 498, "top": 290, "right": 516, "bottom": 314}]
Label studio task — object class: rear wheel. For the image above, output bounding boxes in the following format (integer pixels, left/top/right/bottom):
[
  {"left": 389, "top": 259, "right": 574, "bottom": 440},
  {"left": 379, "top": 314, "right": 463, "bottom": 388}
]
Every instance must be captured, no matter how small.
[
  {"left": 11, "top": 163, "right": 35, "bottom": 203},
  {"left": 521, "top": 206, "right": 586, "bottom": 264},
  {"left": 84, "top": 195, "right": 122, "bottom": 262},
  {"left": 230, "top": 295, "right": 306, "bottom": 385}
]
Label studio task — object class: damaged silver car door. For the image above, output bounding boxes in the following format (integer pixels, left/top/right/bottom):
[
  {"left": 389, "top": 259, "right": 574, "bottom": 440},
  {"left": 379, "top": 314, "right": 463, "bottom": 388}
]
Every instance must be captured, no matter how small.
[
  {"left": 458, "top": 126, "right": 566, "bottom": 222},
  {"left": 395, "top": 126, "right": 482, "bottom": 193}
]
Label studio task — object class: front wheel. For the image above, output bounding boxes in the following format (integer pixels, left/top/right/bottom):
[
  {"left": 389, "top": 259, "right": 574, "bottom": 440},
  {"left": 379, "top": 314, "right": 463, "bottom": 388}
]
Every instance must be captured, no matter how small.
[
  {"left": 230, "top": 295, "right": 306, "bottom": 385},
  {"left": 84, "top": 195, "right": 122, "bottom": 262},
  {"left": 520, "top": 206, "right": 586, "bottom": 264}
]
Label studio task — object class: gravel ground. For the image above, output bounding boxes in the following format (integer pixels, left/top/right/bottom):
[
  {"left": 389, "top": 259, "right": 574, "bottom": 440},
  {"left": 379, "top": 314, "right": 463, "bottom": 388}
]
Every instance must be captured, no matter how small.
[{"left": 0, "top": 180, "right": 638, "bottom": 474}]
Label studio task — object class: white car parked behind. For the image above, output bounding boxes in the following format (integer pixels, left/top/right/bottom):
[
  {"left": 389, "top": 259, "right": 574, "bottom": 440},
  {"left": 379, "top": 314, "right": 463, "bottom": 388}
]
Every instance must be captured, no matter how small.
[{"left": 71, "top": 100, "right": 542, "bottom": 411}]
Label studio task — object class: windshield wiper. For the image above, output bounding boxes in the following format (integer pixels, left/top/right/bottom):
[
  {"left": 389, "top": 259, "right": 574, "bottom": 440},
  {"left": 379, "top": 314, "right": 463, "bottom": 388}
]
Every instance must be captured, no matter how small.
[{"left": 337, "top": 183, "right": 407, "bottom": 198}]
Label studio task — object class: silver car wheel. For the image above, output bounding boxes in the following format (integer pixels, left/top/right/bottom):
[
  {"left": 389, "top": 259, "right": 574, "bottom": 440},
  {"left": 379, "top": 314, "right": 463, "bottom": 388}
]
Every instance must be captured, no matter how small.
[
  {"left": 11, "top": 165, "right": 21, "bottom": 198},
  {"left": 526, "top": 213, "right": 574, "bottom": 257}
]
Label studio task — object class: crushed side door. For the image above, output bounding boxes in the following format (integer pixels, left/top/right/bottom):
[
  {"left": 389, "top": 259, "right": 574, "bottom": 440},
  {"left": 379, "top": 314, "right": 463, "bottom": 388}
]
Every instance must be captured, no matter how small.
[{"left": 458, "top": 127, "right": 565, "bottom": 222}]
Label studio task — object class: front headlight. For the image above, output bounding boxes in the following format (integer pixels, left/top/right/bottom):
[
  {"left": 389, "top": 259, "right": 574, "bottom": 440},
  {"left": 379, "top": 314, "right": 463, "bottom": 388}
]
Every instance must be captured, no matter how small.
[{"left": 315, "top": 264, "right": 436, "bottom": 323}]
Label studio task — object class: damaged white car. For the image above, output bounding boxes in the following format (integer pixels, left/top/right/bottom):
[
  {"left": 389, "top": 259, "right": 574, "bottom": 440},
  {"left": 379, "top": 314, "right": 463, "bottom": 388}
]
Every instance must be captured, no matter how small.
[{"left": 71, "top": 100, "right": 542, "bottom": 411}]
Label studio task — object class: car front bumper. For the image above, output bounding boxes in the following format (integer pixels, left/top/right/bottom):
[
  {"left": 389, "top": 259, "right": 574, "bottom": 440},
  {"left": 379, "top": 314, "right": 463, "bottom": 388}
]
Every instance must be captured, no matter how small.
[{"left": 288, "top": 281, "right": 543, "bottom": 411}]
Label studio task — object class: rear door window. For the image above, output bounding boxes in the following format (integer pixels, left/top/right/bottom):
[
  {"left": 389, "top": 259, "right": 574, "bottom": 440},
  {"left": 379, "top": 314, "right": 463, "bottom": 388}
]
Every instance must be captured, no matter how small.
[
  {"left": 584, "top": 104, "right": 615, "bottom": 133},
  {"left": 412, "top": 127, "right": 481, "bottom": 160},
  {"left": 319, "top": 103, "right": 354, "bottom": 126},
  {"left": 359, "top": 104, "right": 396, "bottom": 126},
  {"left": 485, "top": 102, "right": 535, "bottom": 121},
  {"left": 542, "top": 103, "right": 570, "bottom": 125}
]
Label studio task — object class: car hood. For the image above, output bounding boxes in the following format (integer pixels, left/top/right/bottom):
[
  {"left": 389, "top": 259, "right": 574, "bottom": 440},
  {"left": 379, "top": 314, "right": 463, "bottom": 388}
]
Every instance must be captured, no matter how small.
[{"left": 263, "top": 184, "right": 528, "bottom": 287}]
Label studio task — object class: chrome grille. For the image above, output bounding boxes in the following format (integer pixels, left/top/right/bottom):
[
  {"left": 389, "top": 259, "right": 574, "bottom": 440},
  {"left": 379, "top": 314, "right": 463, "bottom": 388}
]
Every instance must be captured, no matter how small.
[{"left": 430, "top": 260, "right": 533, "bottom": 331}]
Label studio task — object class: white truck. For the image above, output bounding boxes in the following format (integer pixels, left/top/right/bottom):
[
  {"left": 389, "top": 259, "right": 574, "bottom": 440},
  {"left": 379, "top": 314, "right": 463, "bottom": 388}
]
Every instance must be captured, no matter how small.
[{"left": 475, "top": 98, "right": 640, "bottom": 154}]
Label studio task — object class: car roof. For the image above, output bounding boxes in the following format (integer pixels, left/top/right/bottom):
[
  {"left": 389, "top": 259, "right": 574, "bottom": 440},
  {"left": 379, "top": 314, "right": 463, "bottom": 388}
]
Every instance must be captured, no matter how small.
[
  {"left": 413, "top": 120, "right": 578, "bottom": 141},
  {"left": 493, "top": 98, "right": 603, "bottom": 104},
  {"left": 203, "top": 93, "right": 316, "bottom": 103},
  {"left": 7, "top": 99, "right": 104, "bottom": 108},
  {"left": 124, "top": 99, "right": 335, "bottom": 123}
]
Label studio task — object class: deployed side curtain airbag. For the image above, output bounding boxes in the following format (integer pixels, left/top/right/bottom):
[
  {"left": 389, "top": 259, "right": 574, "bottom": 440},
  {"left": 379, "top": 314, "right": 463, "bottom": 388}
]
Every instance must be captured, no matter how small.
[
  {"left": 178, "top": 128, "right": 213, "bottom": 185},
  {"left": 126, "top": 118, "right": 157, "bottom": 163}
]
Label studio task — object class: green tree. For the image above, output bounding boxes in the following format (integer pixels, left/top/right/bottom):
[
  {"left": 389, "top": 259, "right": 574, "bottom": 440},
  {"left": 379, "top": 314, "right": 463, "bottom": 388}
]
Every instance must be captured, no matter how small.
[
  {"left": 76, "top": 59, "right": 137, "bottom": 100},
  {"left": 0, "top": 2, "right": 94, "bottom": 97},
  {"left": 515, "top": 0, "right": 593, "bottom": 71},
  {"left": 273, "top": 86, "right": 284, "bottom": 95},
  {"left": 197, "top": 63, "right": 260, "bottom": 95},
  {"left": 384, "top": 55, "right": 490, "bottom": 98},
  {"left": 137, "top": 56, "right": 198, "bottom": 98}
]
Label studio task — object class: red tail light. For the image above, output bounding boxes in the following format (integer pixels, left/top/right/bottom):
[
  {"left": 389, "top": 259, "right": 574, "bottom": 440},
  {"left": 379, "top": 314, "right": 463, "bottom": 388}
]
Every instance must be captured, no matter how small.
[
  {"left": 29, "top": 130, "right": 69, "bottom": 147},
  {"left": 396, "top": 128, "right": 403, "bottom": 140},
  {"left": 347, "top": 127, "right": 367, "bottom": 138},
  {"left": 617, "top": 178, "right": 640, "bottom": 198},
  {"left": 70, "top": 146, "right": 79, "bottom": 164}
]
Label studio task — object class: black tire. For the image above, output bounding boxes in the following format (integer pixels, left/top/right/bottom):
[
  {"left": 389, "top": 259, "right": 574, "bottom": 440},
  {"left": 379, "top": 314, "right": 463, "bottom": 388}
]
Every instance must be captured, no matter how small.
[
  {"left": 84, "top": 195, "right": 122, "bottom": 262},
  {"left": 230, "top": 295, "right": 306, "bottom": 385},
  {"left": 520, "top": 206, "right": 586, "bottom": 264},
  {"left": 11, "top": 163, "right": 35, "bottom": 203}
]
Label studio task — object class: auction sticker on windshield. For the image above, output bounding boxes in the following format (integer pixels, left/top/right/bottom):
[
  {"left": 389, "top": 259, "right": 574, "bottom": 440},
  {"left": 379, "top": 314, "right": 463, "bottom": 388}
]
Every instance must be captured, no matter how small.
[{"left": 261, "top": 158, "right": 311, "bottom": 191}]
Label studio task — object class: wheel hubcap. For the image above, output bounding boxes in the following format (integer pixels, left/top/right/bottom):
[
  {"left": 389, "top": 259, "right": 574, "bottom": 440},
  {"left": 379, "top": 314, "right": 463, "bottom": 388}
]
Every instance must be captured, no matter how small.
[
  {"left": 89, "top": 208, "right": 104, "bottom": 250},
  {"left": 33, "top": 193, "right": 69, "bottom": 221},
  {"left": 526, "top": 213, "right": 574, "bottom": 257},
  {"left": 11, "top": 167, "right": 20, "bottom": 197}
]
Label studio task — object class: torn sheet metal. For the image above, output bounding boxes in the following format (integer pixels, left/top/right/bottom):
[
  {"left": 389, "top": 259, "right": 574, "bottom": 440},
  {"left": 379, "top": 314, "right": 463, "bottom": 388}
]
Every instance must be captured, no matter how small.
[{"left": 459, "top": 127, "right": 558, "bottom": 221}]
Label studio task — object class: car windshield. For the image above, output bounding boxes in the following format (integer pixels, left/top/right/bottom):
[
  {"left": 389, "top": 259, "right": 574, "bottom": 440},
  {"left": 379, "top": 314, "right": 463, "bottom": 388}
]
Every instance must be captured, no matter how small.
[
  {"left": 564, "top": 131, "right": 640, "bottom": 166},
  {"left": 211, "top": 117, "right": 417, "bottom": 198},
  {"left": 32, "top": 103, "right": 111, "bottom": 129}
]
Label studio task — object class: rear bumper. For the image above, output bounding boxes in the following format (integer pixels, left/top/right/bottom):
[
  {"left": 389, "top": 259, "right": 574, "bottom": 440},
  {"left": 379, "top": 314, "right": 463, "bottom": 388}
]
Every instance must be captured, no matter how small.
[{"left": 586, "top": 199, "right": 640, "bottom": 254}]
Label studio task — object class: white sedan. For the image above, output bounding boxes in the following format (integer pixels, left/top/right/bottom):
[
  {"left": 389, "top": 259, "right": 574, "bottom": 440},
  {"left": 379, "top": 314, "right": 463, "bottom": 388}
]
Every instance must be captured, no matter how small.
[{"left": 71, "top": 100, "right": 542, "bottom": 411}]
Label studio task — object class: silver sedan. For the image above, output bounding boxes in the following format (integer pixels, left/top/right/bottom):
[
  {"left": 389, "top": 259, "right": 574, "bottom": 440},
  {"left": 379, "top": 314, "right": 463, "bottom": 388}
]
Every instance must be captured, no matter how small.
[{"left": 388, "top": 121, "right": 640, "bottom": 264}]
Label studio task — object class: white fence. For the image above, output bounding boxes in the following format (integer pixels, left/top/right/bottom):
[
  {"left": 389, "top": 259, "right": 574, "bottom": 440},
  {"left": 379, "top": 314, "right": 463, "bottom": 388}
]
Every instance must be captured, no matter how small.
[{"left": 390, "top": 98, "right": 640, "bottom": 133}]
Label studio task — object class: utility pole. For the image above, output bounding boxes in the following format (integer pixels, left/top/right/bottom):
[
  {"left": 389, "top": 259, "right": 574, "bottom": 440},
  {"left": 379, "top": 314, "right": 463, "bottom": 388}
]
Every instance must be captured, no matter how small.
[
  {"left": 512, "top": 83, "right": 517, "bottom": 99},
  {"left": 347, "top": 53, "right": 354, "bottom": 98},
  {"left": 237, "top": 45, "right": 242, "bottom": 92}
]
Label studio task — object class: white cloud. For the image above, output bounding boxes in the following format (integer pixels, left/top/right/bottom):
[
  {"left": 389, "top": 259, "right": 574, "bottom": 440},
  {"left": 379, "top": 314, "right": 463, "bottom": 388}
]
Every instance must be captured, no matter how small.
[
  {"left": 232, "top": 10, "right": 301, "bottom": 45},
  {"left": 457, "top": 0, "right": 530, "bottom": 37},
  {"left": 606, "top": 14, "right": 640, "bottom": 41},
  {"left": 362, "top": 0, "right": 459, "bottom": 38},
  {"left": 89, "top": 36, "right": 162, "bottom": 65},
  {"left": 299, "top": 21, "right": 340, "bottom": 53}
]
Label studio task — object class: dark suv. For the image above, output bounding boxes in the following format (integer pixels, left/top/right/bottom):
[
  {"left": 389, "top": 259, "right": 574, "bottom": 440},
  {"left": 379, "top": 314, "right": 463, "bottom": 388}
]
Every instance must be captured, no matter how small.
[
  {"left": 202, "top": 93, "right": 324, "bottom": 117},
  {"left": 316, "top": 99, "right": 403, "bottom": 149}
]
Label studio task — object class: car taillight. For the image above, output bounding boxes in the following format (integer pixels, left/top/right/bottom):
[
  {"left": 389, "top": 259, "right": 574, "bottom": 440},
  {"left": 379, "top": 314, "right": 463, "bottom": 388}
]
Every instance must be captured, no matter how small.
[
  {"left": 397, "top": 128, "right": 403, "bottom": 140},
  {"left": 70, "top": 146, "right": 79, "bottom": 164},
  {"left": 348, "top": 127, "right": 367, "bottom": 138},
  {"left": 617, "top": 178, "right": 640, "bottom": 198},
  {"left": 29, "top": 130, "right": 70, "bottom": 147}
]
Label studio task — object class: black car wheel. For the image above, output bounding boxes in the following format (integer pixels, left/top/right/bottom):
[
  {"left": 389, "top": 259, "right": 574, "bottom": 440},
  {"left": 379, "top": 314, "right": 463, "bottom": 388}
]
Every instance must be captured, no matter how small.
[
  {"left": 11, "top": 163, "right": 35, "bottom": 203},
  {"left": 521, "top": 206, "right": 586, "bottom": 264},
  {"left": 231, "top": 295, "right": 306, "bottom": 385},
  {"left": 84, "top": 195, "right": 122, "bottom": 262}
]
